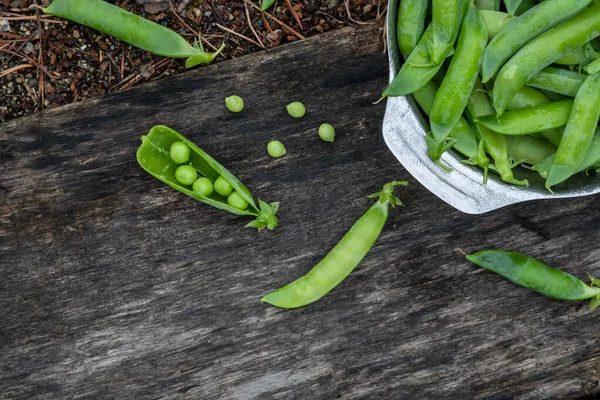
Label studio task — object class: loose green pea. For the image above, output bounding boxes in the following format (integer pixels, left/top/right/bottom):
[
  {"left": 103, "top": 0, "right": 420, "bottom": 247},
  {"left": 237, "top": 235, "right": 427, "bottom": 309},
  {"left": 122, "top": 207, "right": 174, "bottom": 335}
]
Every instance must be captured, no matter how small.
[
  {"left": 170, "top": 141, "right": 191, "bottom": 164},
  {"left": 214, "top": 176, "right": 233, "bottom": 196},
  {"left": 174, "top": 165, "right": 197, "bottom": 186},
  {"left": 318, "top": 124, "right": 335, "bottom": 143},
  {"left": 227, "top": 191, "right": 249, "bottom": 210},
  {"left": 286, "top": 102, "right": 306, "bottom": 118},
  {"left": 192, "top": 177, "right": 214, "bottom": 197},
  {"left": 267, "top": 140, "right": 286, "bottom": 158},
  {"left": 225, "top": 95, "right": 244, "bottom": 113}
]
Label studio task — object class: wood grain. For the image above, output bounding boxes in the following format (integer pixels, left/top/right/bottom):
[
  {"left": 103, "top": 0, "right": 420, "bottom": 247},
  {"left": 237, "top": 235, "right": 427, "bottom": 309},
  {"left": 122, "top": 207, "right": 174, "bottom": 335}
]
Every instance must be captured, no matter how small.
[{"left": 1, "top": 25, "right": 599, "bottom": 400}]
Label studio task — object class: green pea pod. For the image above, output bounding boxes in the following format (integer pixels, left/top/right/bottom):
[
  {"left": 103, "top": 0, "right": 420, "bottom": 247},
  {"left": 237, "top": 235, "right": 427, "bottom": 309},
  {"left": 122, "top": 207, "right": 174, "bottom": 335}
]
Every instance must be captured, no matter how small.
[
  {"left": 261, "top": 181, "right": 408, "bottom": 309},
  {"left": 514, "top": 0, "right": 537, "bottom": 16},
  {"left": 503, "top": 0, "right": 523, "bottom": 15},
  {"left": 533, "top": 129, "right": 600, "bottom": 179},
  {"left": 397, "top": 0, "right": 429, "bottom": 58},
  {"left": 555, "top": 46, "right": 589, "bottom": 66},
  {"left": 475, "top": 0, "right": 501, "bottom": 11},
  {"left": 506, "top": 86, "right": 552, "bottom": 110},
  {"left": 585, "top": 58, "right": 600, "bottom": 74},
  {"left": 260, "top": 0, "right": 276, "bottom": 11},
  {"left": 479, "top": 10, "right": 513, "bottom": 40},
  {"left": 136, "top": 125, "right": 279, "bottom": 231},
  {"left": 526, "top": 67, "right": 586, "bottom": 97},
  {"left": 481, "top": 0, "right": 593, "bottom": 84},
  {"left": 492, "top": 2, "right": 600, "bottom": 115},
  {"left": 466, "top": 79, "right": 528, "bottom": 186},
  {"left": 504, "top": 86, "right": 563, "bottom": 146},
  {"left": 384, "top": 26, "right": 442, "bottom": 97},
  {"left": 546, "top": 74, "right": 600, "bottom": 189},
  {"left": 466, "top": 250, "right": 600, "bottom": 308},
  {"left": 430, "top": 0, "right": 464, "bottom": 64},
  {"left": 412, "top": 81, "right": 490, "bottom": 180},
  {"left": 429, "top": 3, "right": 487, "bottom": 157},
  {"left": 505, "top": 136, "right": 556, "bottom": 166},
  {"left": 476, "top": 99, "right": 573, "bottom": 135},
  {"left": 43, "top": 0, "right": 224, "bottom": 68}
]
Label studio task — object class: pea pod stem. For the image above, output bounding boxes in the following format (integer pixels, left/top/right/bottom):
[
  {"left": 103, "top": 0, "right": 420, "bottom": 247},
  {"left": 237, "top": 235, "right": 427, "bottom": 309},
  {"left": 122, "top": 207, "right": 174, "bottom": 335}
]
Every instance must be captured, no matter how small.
[
  {"left": 261, "top": 181, "right": 407, "bottom": 309},
  {"left": 43, "top": 0, "right": 224, "bottom": 68},
  {"left": 466, "top": 250, "right": 600, "bottom": 310}
]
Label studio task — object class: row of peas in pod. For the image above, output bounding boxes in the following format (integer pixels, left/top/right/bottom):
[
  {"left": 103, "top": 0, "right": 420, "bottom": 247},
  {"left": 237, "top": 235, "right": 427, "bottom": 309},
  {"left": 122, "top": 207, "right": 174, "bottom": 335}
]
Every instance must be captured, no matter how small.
[
  {"left": 170, "top": 141, "right": 250, "bottom": 211},
  {"left": 386, "top": 0, "right": 600, "bottom": 190},
  {"left": 137, "top": 125, "right": 280, "bottom": 231}
]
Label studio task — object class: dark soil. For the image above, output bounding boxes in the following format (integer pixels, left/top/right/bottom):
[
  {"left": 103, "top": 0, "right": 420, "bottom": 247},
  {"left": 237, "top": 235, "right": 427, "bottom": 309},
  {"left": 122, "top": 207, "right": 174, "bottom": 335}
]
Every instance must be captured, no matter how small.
[{"left": 0, "top": 0, "right": 386, "bottom": 123}]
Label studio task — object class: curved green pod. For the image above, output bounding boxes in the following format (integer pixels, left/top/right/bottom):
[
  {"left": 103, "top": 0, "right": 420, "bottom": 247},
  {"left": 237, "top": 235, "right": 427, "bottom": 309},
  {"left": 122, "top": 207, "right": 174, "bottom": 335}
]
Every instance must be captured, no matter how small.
[
  {"left": 43, "top": 0, "right": 224, "bottom": 68},
  {"left": 476, "top": 99, "right": 573, "bottom": 135},
  {"left": 466, "top": 250, "right": 600, "bottom": 302},
  {"left": 546, "top": 74, "right": 600, "bottom": 189},
  {"left": 384, "top": 26, "right": 441, "bottom": 97},
  {"left": 526, "top": 67, "right": 586, "bottom": 97},
  {"left": 504, "top": 86, "right": 563, "bottom": 146},
  {"left": 136, "top": 125, "right": 279, "bottom": 231},
  {"left": 492, "top": 2, "right": 600, "bottom": 115},
  {"left": 430, "top": 0, "right": 468, "bottom": 64},
  {"left": 261, "top": 181, "right": 407, "bottom": 309},
  {"left": 397, "top": 0, "right": 429, "bottom": 58},
  {"left": 533, "top": 129, "right": 600, "bottom": 179},
  {"left": 481, "top": 0, "right": 593, "bottom": 84},
  {"left": 429, "top": 3, "right": 488, "bottom": 156}
]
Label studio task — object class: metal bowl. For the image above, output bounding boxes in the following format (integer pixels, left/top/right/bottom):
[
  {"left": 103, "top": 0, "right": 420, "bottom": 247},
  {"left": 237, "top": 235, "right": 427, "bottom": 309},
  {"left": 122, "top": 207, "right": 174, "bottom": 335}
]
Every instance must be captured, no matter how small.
[{"left": 382, "top": 0, "right": 600, "bottom": 214}]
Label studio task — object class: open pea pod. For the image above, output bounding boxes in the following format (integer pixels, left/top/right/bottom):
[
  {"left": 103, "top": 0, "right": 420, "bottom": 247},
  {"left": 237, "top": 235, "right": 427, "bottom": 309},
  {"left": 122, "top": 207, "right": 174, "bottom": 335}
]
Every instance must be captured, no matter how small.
[{"left": 137, "top": 125, "right": 279, "bottom": 231}]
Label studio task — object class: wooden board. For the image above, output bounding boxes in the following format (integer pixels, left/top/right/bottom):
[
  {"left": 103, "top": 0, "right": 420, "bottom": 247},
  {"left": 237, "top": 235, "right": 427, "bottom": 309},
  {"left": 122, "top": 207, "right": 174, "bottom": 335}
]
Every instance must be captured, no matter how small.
[{"left": 1, "top": 25, "right": 599, "bottom": 400}]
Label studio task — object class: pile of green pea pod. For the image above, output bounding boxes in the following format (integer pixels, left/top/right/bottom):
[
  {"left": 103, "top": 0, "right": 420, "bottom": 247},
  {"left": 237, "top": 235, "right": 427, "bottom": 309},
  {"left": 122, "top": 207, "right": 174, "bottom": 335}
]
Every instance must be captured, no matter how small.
[{"left": 385, "top": 0, "right": 600, "bottom": 190}]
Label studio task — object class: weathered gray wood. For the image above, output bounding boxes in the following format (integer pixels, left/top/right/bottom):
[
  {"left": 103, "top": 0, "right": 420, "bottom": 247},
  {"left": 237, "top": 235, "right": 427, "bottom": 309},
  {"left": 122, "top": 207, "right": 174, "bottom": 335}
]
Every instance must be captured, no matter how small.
[{"left": 1, "top": 25, "right": 599, "bottom": 400}]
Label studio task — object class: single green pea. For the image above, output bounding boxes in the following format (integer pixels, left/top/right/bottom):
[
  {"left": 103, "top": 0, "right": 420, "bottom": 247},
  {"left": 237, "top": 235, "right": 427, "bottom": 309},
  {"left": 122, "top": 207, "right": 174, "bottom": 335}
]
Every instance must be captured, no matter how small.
[
  {"left": 214, "top": 176, "right": 233, "bottom": 196},
  {"left": 286, "top": 101, "right": 306, "bottom": 118},
  {"left": 318, "top": 124, "right": 336, "bottom": 143},
  {"left": 192, "top": 177, "right": 214, "bottom": 197},
  {"left": 174, "top": 165, "right": 197, "bottom": 186},
  {"left": 225, "top": 95, "right": 244, "bottom": 113},
  {"left": 227, "top": 191, "right": 249, "bottom": 210},
  {"left": 169, "top": 141, "right": 191, "bottom": 164},
  {"left": 267, "top": 140, "right": 286, "bottom": 158}
]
